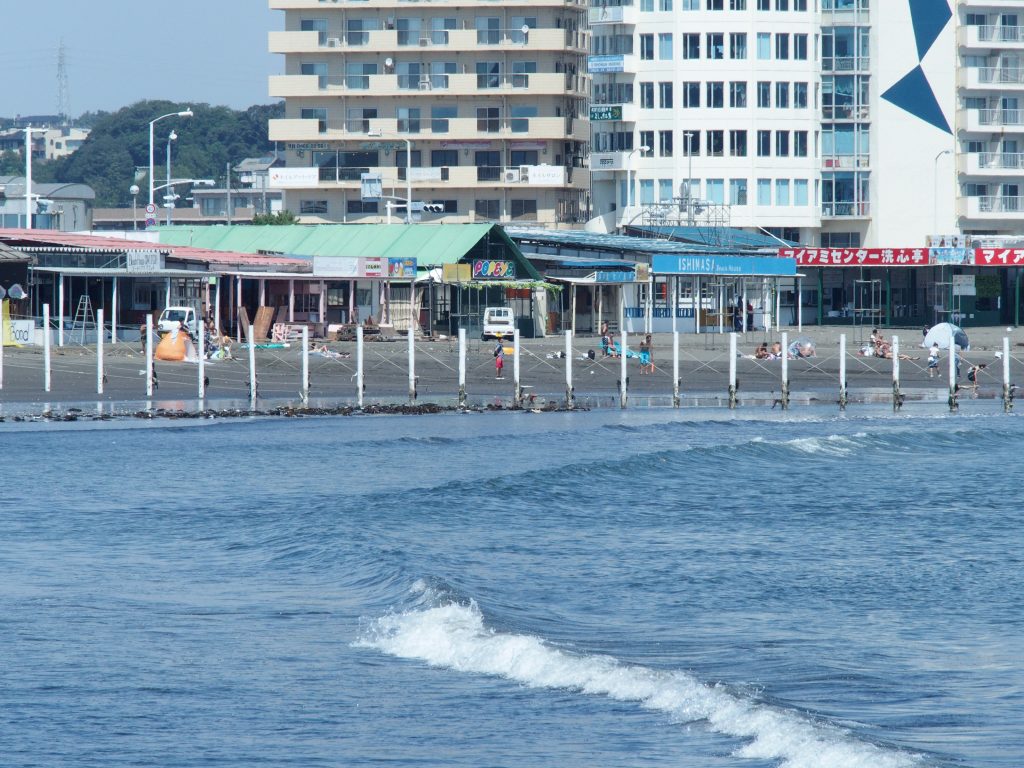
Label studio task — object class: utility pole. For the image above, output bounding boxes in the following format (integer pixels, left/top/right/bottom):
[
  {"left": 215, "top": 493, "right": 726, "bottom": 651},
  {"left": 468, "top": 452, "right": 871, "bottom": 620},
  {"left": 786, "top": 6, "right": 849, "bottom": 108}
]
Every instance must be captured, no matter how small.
[{"left": 226, "top": 162, "right": 232, "bottom": 226}]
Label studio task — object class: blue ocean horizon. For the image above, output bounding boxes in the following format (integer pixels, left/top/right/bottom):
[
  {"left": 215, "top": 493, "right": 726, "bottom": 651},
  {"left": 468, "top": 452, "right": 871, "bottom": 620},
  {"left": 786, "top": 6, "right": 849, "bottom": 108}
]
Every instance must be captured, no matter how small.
[{"left": 2, "top": 408, "right": 1021, "bottom": 768}]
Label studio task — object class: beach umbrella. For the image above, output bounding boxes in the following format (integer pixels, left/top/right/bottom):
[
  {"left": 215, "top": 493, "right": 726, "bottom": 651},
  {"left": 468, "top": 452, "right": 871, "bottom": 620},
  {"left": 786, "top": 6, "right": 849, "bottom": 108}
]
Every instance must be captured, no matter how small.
[
  {"left": 787, "top": 336, "right": 816, "bottom": 358},
  {"left": 922, "top": 322, "right": 969, "bottom": 351},
  {"left": 6, "top": 283, "right": 26, "bottom": 300}
]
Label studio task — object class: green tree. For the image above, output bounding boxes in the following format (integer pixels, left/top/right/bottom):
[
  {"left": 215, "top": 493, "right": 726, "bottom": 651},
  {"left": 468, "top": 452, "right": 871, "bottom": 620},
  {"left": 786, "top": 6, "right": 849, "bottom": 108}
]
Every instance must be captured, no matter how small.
[{"left": 252, "top": 210, "right": 297, "bottom": 225}]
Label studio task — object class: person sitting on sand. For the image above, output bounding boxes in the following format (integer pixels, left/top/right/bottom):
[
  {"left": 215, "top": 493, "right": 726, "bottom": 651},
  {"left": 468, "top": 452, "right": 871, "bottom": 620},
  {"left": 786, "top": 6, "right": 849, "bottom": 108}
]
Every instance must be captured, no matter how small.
[
  {"left": 754, "top": 342, "right": 769, "bottom": 359},
  {"left": 767, "top": 341, "right": 783, "bottom": 360}
]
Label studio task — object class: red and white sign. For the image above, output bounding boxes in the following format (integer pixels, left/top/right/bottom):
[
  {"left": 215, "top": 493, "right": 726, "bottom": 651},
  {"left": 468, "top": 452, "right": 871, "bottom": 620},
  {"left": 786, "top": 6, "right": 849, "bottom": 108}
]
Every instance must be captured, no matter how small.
[
  {"left": 973, "top": 248, "right": 1024, "bottom": 266},
  {"left": 781, "top": 248, "right": 931, "bottom": 267}
]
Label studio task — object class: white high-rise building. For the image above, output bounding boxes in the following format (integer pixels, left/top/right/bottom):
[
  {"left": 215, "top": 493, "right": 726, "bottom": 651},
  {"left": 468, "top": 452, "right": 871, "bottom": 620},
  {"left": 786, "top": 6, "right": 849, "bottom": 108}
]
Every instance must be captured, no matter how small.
[{"left": 585, "top": 0, "right": 1018, "bottom": 248}]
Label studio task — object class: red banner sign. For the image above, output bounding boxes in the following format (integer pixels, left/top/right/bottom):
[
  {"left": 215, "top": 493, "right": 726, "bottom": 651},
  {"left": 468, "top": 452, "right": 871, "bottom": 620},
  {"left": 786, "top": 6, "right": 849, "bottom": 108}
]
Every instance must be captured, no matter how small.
[
  {"left": 780, "top": 248, "right": 931, "bottom": 267},
  {"left": 973, "top": 248, "right": 1024, "bottom": 266}
]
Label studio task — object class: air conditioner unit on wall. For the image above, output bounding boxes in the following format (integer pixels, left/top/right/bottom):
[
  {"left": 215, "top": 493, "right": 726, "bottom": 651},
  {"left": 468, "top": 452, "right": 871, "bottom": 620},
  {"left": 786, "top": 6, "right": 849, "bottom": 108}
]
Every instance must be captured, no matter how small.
[
  {"left": 504, "top": 168, "right": 521, "bottom": 183},
  {"left": 419, "top": 37, "right": 431, "bottom": 46}
]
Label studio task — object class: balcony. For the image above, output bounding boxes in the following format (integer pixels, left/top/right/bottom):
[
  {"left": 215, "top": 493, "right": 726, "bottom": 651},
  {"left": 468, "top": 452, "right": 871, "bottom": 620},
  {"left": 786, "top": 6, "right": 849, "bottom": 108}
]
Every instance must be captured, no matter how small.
[
  {"left": 960, "top": 66, "right": 1024, "bottom": 89},
  {"left": 961, "top": 152, "right": 1024, "bottom": 175},
  {"left": 588, "top": 5, "right": 638, "bottom": 26},
  {"left": 960, "top": 24, "right": 1024, "bottom": 50},
  {"left": 269, "top": 72, "right": 587, "bottom": 98},
  {"left": 270, "top": 0, "right": 585, "bottom": 8},
  {"left": 286, "top": 164, "right": 574, "bottom": 190},
  {"left": 269, "top": 116, "right": 581, "bottom": 143},
  {"left": 822, "top": 202, "right": 870, "bottom": 218},
  {"left": 960, "top": 107, "right": 1024, "bottom": 132},
  {"left": 822, "top": 104, "right": 870, "bottom": 121},
  {"left": 960, "top": 195, "right": 1024, "bottom": 219},
  {"left": 822, "top": 56, "right": 871, "bottom": 72}
]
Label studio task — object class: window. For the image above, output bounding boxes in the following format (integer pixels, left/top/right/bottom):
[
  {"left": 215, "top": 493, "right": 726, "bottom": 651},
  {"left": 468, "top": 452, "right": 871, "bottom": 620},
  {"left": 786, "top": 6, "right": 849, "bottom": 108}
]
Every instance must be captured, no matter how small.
[
  {"left": 776, "top": 179, "right": 790, "bottom": 205},
  {"left": 431, "top": 149, "right": 458, "bottom": 167},
  {"left": 706, "top": 179, "right": 724, "bottom": 204},
  {"left": 757, "top": 130, "right": 771, "bottom": 157},
  {"left": 659, "top": 179, "right": 674, "bottom": 201},
  {"left": 707, "top": 130, "right": 724, "bottom": 156},
  {"left": 658, "top": 0, "right": 672, "bottom": 9},
  {"left": 396, "top": 17, "right": 422, "bottom": 46},
  {"left": 794, "top": 179, "right": 809, "bottom": 206},
  {"left": 729, "top": 130, "right": 747, "bottom": 156},
  {"left": 757, "top": 81, "right": 770, "bottom": 108},
  {"left": 776, "top": 131, "right": 790, "bottom": 157},
  {"left": 511, "top": 61, "right": 536, "bottom": 88},
  {"left": 344, "top": 107, "right": 376, "bottom": 133},
  {"left": 775, "top": 82, "right": 790, "bottom": 108},
  {"left": 640, "top": 82, "right": 654, "bottom": 108},
  {"left": 300, "top": 18, "right": 328, "bottom": 45},
  {"left": 397, "top": 107, "right": 421, "bottom": 133},
  {"left": 730, "top": 178, "right": 748, "bottom": 205},
  {"left": 730, "top": 81, "right": 747, "bottom": 108},
  {"left": 707, "top": 33, "right": 725, "bottom": 59},
  {"left": 641, "top": 0, "right": 653, "bottom": 10},
  {"left": 757, "top": 0, "right": 769, "bottom": 8},
  {"left": 730, "top": 33, "right": 747, "bottom": 59},
  {"left": 794, "top": 82, "right": 808, "bottom": 108},
  {"left": 476, "top": 151, "right": 501, "bottom": 181},
  {"left": 757, "top": 178, "right": 771, "bottom": 205},
  {"left": 659, "top": 81, "right": 673, "bottom": 108},
  {"left": 640, "top": 34, "right": 655, "bottom": 59},
  {"left": 476, "top": 61, "right": 500, "bottom": 88},
  {"left": 301, "top": 62, "right": 328, "bottom": 89},
  {"left": 683, "top": 81, "right": 700, "bottom": 107},
  {"left": 475, "top": 199, "right": 500, "bottom": 220},
  {"left": 510, "top": 15, "right": 536, "bottom": 44},
  {"left": 775, "top": 33, "right": 789, "bottom": 60},
  {"left": 794, "top": 131, "right": 808, "bottom": 157},
  {"left": 346, "top": 18, "right": 378, "bottom": 45},
  {"left": 706, "top": 81, "right": 724, "bottom": 108},
  {"left": 640, "top": 131, "right": 655, "bottom": 155},
  {"left": 475, "top": 16, "right": 500, "bottom": 45},
  {"left": 757, "top": 33, "right": 771, "bottom": 59},
  {"left": 476, "top": 107, "right": 500, "bottom": 133},
  {"left": 775, "top": 0, "right": 788, "bottom": 9},
  {"left": 681, "top": 0, "right": 699, "bottom": 8},
  {"left": 300, "top": 199, "right": 328, "bottom": 214},
  {"left": 511, "top": 199, "right": 538, "bottom": 220},
  {"left": 510, "top": 149, "right": 538, "bottom": 166},
  {"left": 731, "top": 0, "right": 747, "bottom": 8},
  {"left": 431, "top": 105, "right": 456, "bottom": 133},
  {"left": 301, "top": 107, "right": 328, "bottom": 133},
  {"left": 682, "top": 130, "right": 700, "bottom": 155},
  {"left": 430, "top": 17, "right": 456, "bottom": 45},
  {"left": 659, "top": 33, "right": 673, "bottom": 59},
  {"left": 639, "top": 179, "right": 655, "bottom": 205},
  {"left": 511, "top": 105, "right": 537, "bottom": 133},
  {"left": 794, "top": 34, "right": 808, "bottom": 60},
  {"left": 430, "top": 61, "right": 456, "bottom": 88},
  {"left": 396, "top": 61, "right": 422, "bottom": 90},
  {"left": 707, "top": 0, "right": 724, "bottom": 8},
  {"left": 346, "top": 199, "right": 378, "bottom": 214},
  {"left": 659, "top": 130, "right": 674, "bottom": 157},
  {"left": 345, "top": 62, "right": 376, "bottom": 89},
  {"left": 794, "top": 0, "right": 806, "bottom": 8},
  {"left": 682, "top": 33, "right": 700, "bottom": 58}
]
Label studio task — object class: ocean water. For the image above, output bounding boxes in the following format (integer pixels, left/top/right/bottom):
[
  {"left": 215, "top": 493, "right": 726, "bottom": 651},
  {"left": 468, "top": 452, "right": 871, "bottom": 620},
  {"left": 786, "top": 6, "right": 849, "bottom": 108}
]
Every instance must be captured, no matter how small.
[{"left": 1, "top": 407, "right": 1021, "bottom": 768}]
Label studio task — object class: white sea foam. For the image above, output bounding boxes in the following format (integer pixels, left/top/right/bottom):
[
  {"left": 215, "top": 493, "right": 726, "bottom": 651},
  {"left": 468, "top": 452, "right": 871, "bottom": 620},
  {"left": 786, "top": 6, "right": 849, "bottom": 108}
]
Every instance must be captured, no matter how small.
[{"left": 356, "top": 589, "right": 923, "bottom": 768}]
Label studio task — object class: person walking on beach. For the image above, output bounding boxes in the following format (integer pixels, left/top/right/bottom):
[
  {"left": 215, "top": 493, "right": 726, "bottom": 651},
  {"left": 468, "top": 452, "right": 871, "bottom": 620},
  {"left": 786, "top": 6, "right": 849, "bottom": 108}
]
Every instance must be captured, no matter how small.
[
  {"left": 493, "top": 337, "right": 505, "bottom": 378},
  {"left": 927, "top": 342, "right": 940, "bottom": 377}
]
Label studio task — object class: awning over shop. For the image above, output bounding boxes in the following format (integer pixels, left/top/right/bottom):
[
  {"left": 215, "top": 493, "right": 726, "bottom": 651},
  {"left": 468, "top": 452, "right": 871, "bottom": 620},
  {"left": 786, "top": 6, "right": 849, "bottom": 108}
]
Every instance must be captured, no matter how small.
[{"left": 652, "top": 254, "right": 797, "bottom": 277}]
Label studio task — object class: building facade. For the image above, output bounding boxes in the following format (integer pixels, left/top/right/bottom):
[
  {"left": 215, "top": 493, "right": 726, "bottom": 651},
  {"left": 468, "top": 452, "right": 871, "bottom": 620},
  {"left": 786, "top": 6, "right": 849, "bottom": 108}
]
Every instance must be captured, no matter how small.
[{"left": 268, "top": 0, "right": 590, "bottom": 226}]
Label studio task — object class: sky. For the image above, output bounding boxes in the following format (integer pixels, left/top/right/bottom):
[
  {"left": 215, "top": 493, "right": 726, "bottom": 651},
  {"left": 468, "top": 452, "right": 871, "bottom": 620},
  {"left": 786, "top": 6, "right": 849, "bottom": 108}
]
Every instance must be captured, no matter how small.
[{"left": 0, "top": 0, "right": 282, "bottom": 117}]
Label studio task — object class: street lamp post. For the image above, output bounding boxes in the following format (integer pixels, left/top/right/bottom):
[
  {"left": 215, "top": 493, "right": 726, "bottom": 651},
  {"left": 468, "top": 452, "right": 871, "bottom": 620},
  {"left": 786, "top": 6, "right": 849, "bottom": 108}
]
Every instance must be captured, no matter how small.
[
  {"left": 367, "top": 130, "right": 413, "bottom": 223},
  {"left": 625, "top": 145, "right": 650, "bottom": 216},
  {"left": 165, "top": 130, "right": 177, "bottom": 226},
  {"left": 129, "top": 184, "right": 140, "bottom": 231},
  {"left": 149, "top": 108, "right": 192, "bottom": 207},
  {"left": 933, "top": 149, "right": 953, "bottom": 236}
]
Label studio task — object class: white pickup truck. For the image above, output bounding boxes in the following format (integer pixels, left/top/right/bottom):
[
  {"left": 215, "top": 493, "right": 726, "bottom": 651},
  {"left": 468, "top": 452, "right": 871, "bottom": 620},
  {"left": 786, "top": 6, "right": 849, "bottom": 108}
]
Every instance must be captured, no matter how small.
[{"left": 157, "top": 306, "right": 199, "bottom": 336}]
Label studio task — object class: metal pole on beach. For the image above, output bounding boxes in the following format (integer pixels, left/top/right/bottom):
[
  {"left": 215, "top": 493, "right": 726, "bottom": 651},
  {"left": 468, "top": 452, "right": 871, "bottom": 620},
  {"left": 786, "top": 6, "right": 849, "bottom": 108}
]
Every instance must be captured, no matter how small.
[
  {"left": 248, "top": 323, "right": 257, "bottom": 410},
  {"left": 407, "top": 324, "right": 416, "bottom": 404},
  {"left": 58, "top": 276, "right": 64, "bottom": 348},
  {"left": 96, "top": 308, "right": 104, "bottom": 395},
  {"left": 780, "top": 330, "right": 790, "bottom": 410},
  {"left": 356, "top": 325, "right": 364, "bottom": 408},
  {"left": 198, "top": 321, "right": 206, "bottom": 401},
  {"left": 145, "top": 315, "right": 154, "bottom": 398},
  {"left": 839, "top": 333, "right": 848, "bottom": 411},
  {"left": 892, "top": 335, "right": 902, "bottom": 412},
  {"left": 43, "top": 303, "right": 51, "bottom": 392},
  {"left": 1003, "top": 337, "right": 1012, "bottom": 413},
  {"left": 513, "top": 328, "right": 522, "bottom": 408},
  {"left": 728, "top": 332, "right": 737, "bottom": 409},
  {"left": 565, "top": 329, "right": 574, "bottom": 410},
  {"left": 673, "top": 331, "right": 680, "bottom": 408},
  {"left": 619, "top": 327, "right": 628, "bottom": 409},
  {"left": 301, "top": 326, "right": 310, "bottom": 404},
  {"left": 948, "top": 340, "right": 958, "bottom": 413},
  {"left": 458, "top": 327, "right": 467, "bottom": 408}
]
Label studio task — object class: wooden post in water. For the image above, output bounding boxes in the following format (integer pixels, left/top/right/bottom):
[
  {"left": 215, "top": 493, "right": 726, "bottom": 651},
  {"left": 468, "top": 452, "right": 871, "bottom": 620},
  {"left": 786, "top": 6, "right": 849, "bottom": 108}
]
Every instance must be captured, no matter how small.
[
  {"left": 356, "top": 326, "right": 364, "bottom": 408},
  {"left": 248, "top": 323, "right": 257, "bottom": 410},
  {"left": 892, "top": 336, "right": 902, "bottom": 411},
  {"left": 565, "top": 330, "right": 574, "bottom": 410},
  {"left": 619, "top": 328, "right": 628, "bottom": 409},
  {"left": 780, "top": 331, "right": 790, "bottom": 409},
  {"left": 458, "top": 327, "right": 467, "bottom": 408},
  {"left": 43, "top": 304, "right": 51, "bottom": 393},
  {"left": 198, "top": 320, "right": 206, "bottom": 401},
  {"left": 145, "top": 315, "right": 153, "bottom": 398},
  {"left": 673, "top": 330, "right": 680, "bottom": 408},
  {"left": 1003, "top": 336, "right": 1012, "bottom": 413},
  {"left": 96, "top": 308, "right": 104, "bottom": 395},
  {"left": 407, "top": 324, "right": 416, "bottom": 404},
  {"left": 728, "top": 332, "right": 738, "bottom": 409},
  {"left": 301, "top": 326, "right": 310, "bottom": 405},
  {"left": 513, "top": 328, "right": 522, "bottom": 408},
  {"left": 948, "top": 339, "right": 958, "bottom": 413},
  {"left": 839, "top": 333, "right": 848, "bottom": 411}
]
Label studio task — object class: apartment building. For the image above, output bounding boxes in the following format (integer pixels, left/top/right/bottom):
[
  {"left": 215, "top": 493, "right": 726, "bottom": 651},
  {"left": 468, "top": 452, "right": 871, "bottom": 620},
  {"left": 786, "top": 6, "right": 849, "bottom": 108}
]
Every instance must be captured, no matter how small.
[
  {"left": 268, "top": 0, "right": 590, "bottom": 226},
  {"left": 586, "top": 0, "right": 993, "bottom": 248},
  {"left": 957, "top": 1, "right": 1024, "bottom": 238}
]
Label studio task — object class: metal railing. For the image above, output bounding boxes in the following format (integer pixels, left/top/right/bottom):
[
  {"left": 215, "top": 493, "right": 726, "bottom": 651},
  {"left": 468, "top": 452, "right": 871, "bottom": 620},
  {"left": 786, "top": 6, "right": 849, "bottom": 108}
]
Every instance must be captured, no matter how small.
[
  {"left": 973, "top": 152, "right": 1024, "bottom": 169},
  {"left": 976, "top": 195, "right": 1023, "bottom": 213},
  {"left": 978, "top": 108, "right": 1024, "bottom": 126},
  {"left": 822, "top": 56, "right": 871, "bottom": 72},
  {"left": 975, "top": 67, "right": 1024, "bottom": 85}
]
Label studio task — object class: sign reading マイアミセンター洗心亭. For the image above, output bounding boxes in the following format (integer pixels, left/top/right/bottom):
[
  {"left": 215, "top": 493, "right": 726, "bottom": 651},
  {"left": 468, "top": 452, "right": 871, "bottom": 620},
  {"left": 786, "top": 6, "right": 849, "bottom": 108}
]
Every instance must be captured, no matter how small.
[
  {"left": 652, "top": 255, "right": 796, "bottom": 277},
  {"left": 473, "top": 260, "right": 516, "bottom": 280}
]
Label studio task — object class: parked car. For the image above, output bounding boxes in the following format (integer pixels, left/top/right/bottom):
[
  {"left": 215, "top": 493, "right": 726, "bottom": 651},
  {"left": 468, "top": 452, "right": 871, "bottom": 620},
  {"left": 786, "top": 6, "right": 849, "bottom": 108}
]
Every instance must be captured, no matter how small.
[
  {"left": 157, "top": 306, "right": 199, "bottom": 336},
  {"left": 481, "top": 306, "right": 515, "bottom": 340}
]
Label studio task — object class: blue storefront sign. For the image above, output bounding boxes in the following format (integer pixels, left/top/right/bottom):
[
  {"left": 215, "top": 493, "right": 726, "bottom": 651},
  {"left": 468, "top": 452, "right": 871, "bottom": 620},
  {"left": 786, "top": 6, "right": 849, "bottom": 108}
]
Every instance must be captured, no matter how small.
[
  {"left": 595, "top": 270, "right": 636, "bottom": 283},
  {"left": 652, "top": 255, "right": 796, "bottom": 277}
]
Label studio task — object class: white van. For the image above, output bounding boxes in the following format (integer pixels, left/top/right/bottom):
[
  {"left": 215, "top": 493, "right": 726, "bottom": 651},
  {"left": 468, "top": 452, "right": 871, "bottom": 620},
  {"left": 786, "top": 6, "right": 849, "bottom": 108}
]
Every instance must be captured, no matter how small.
[
  {"left": 157, "top": 306, "right": 199, "bottom": 336},
  {"left": 481, "top": 306, "right": 515, "bottom": 340}
]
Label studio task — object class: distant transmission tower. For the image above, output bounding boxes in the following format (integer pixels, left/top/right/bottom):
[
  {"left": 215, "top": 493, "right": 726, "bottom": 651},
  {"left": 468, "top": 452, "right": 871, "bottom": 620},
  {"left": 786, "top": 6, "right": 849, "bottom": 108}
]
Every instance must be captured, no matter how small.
[{"left": 57, "top": 39, "right": 70, "bottom": 125}]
